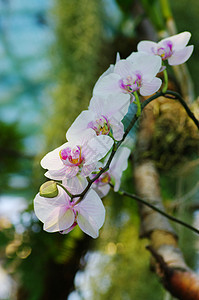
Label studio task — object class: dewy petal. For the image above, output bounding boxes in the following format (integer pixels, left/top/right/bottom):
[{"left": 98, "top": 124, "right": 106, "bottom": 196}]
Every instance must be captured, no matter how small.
[
  {"left": 93, "top": 73, "right": 121, "bottom": 97},
  {"left": 167, "top": 46, "right": 194, "bottom": 65},
  {"left": 137, "top": 41, "right": 158, "bottom": 55},
  {"left": 161, "top": 31, "right": 191, "bottom": 51},
  {"left": 62, "top": 176, "right": 88, "bottom": 194},
  {"left": 140, "top": 77, "right": 162, "bottom": 96},
  {"left": 84, "top": 135, "right": 114, "bottom": 165},
  {"left": 66, "top": 110, "right": 96, "bottom": 141},
  {"left": 76, "top": 189, "right": 106, "bottom": 238}
]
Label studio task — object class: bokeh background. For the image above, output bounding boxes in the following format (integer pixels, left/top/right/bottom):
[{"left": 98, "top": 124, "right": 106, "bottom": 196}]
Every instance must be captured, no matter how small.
[{"left": 0, "top": 0, "right": 199, "bottom": 299}]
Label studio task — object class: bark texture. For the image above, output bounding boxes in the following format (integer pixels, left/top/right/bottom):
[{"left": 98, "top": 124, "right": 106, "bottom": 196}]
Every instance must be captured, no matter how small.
[{"left": 133, "top": 93, "right": 199, "bottom": 299}]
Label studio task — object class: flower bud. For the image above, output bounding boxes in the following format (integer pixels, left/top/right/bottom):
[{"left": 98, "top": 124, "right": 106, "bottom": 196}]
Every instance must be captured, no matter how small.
[{"left": 39, "top": 181, "right": 58, "bottom": 198}]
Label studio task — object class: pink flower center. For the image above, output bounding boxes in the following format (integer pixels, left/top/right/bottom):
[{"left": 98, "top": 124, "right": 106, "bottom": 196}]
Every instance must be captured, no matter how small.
[
  {"left": 88, "top": 116, "right": 110, "bottom": 136},
  {"left": 59, "top": 146, "right": 84, "bottom": 166},
  {"left": 93, "top": 172, "right": 111, "bottom": 187},
  {"left": 119, "top": 73, "right": 142, "bottom": 94},
  {"left": 154, "top": 41, "right": 173, "bottom": 60}
]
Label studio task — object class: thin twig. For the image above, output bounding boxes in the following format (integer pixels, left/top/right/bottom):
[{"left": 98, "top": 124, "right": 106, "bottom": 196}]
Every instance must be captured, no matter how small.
[
  {"left": 165, "top": 90, "right": 199, "bottom": 130},
  {"left": 142, "top": 90, "right": 199, "bottom": 130},
  {"left": 118, "top": 188, "right": 199, "bottom": 235}
]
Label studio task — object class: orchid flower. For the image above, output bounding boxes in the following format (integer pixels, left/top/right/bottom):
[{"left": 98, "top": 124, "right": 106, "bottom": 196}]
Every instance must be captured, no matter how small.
[
  {"left": 137, "top": 31, "right": 194, "bottom": 66},
  {"left": 66, "top": 93, "right": 130, "bottom": 141},
  {"left": 41, "top": 128, "right": 113, "bottom": 185},
  {"left": 93, "top": 52, "right": 162, "bottom": 99},
  {"left": 90, "top": 146, "right": 131, "bottom": 198},
  {"left": 34, "top": 186, "right": 105, "bottom": 238}
]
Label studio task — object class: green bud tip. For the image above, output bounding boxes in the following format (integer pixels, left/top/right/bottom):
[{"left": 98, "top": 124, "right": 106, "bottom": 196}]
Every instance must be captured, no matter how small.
[{"left": 39, "top": 181, "right": 59, "bottom": 198}]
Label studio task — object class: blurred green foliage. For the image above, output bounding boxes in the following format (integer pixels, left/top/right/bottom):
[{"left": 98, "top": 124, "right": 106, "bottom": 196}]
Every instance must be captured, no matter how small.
[
  {"left": 45, "top": 0, "right": 103, "bottom": 148},
  {"left": 0, "top": 121, "right": 33, "bottom": 195},
  {"left": 170, "top": 0, "right": 199, "bottom": 95}
]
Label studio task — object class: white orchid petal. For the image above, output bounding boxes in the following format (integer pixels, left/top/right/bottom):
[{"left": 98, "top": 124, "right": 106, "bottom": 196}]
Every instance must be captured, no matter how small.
[
  {"left": 93, "top": 184, "right": 110, "bottom": 198},
  {"left": 34, "top": 186, "right": 74, "bottom": 232},
  {"left": 140, "top": 77, "right": 162, "bottom": 96},
  {"left": 44, "top": 166, "right": 68, "bottom": 180},
  {"left": 114, "top": 59, "right": 135, "bottom": 77},
  {"left": 81, "top": 163, "right": 96, "bottom": 177},
  {"left": 89, "top": 95, "right": 106, "bottom": 114},
  {"left": 60, "top": 222, "right": 78, "bottom": 235},
  {"left": 134, "top": 55, "right": 162, "bottom": 81},
  {"left": 167, "top": 46, "right": 194, "bottom": 65},
  {"left": 62, "top": 176, "right": 88, "bottom": 194},
  {"left": 41, "top": 145, "right": 66, "bottom": 170},
  {"left": 89, "top": 93, "right": 130, "bottom": 123},
  {"left": 111, "top": 120, "right": 124, "bottom": 141},
  {"left": 77, "top": 213, "right": 99, "bottom": 238},
  {"left": 103, "top": 93, "right": 130, "bottom": 119},
  {"left": 137, "top": 41, "right": 158, "bottom": 55},
  {"left": 44, "top": 207, "right": 75, "bottom": 232},
  {"left": 84, "top": 135, "right": 113, "bottom": 165},
  {"left": 93, "top": 73, "right": 121, "bottom": 97},
  {"left": 76, "top": 128, "right": 97, "bottom": 146},
  {"left": 66, "top": 111, "right": 96, "bottom": 141},
  {"left": 34, "top": 190, "right": 61, "bottom": 222},
  {"left": 116, "top": 52, "right": 121, "bottom": 62},
  {"left": 76, "top": 189, "right": 105, "bottom": 238},
  {"left": 161, "top": 31, "right": 191, "bottom": 51},
  {"left": 110, "top": 147, "right": 131, "bottom": 191}
]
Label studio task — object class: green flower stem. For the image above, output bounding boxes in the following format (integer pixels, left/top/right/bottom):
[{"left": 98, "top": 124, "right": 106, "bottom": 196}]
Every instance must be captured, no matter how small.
[
  {"left": 116, "top": 186, "right": 199, "bottom": 235},
  {"left": 162, "top": 68, "right": 168, "bottom": 93},
  {"left": 160, "top": 0, "right": 173, "bottom": 20},
  {"left": 108, "top": 131, "right": 116, "bottom": 142},
  {"left": 134, "top": 91, "right": 141, "bottom": 117}
]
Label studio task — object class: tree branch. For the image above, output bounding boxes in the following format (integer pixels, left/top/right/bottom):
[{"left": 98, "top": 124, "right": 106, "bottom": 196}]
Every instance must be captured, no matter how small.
[{"left": 116, "top": 187, "right": 199, "bottom": 235}]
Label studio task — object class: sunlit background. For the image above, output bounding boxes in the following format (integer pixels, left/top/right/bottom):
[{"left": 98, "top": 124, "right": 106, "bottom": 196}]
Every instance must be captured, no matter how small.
[{"left": 0, "top": 0, "right": 199, "bottom": 299}]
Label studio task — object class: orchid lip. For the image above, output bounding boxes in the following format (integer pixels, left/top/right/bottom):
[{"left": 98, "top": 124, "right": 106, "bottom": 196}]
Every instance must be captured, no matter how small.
[
  {"left": 92, "top": 171, "right": 111, "bottom": 187},
  {"left": 153, "top": 41, "right": 173, "bottom": 60},
  {"left": 59, "top": 146, "right": 85, "bottom": 166},
  {"left": 88, "top": 115, "right": 111, "bottom": 136},
  {"left": 119, "top": 72, "right": 142, "bottom": 94}
]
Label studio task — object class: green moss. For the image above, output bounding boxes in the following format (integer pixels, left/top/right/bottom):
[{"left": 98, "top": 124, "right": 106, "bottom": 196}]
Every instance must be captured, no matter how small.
[{"left": 44, "top": 0, "right": 103, "bottom": 148}]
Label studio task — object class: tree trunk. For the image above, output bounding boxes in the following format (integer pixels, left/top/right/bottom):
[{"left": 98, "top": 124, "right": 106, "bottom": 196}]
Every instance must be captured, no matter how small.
[{"left": 133, "top": 92, "right": 199, "bottom": 299}]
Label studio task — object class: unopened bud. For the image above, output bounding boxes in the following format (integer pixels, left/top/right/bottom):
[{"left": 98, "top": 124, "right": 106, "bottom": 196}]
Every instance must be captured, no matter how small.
[{"left": 39, "top": 181, "right": 58, "bottom": 198}]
